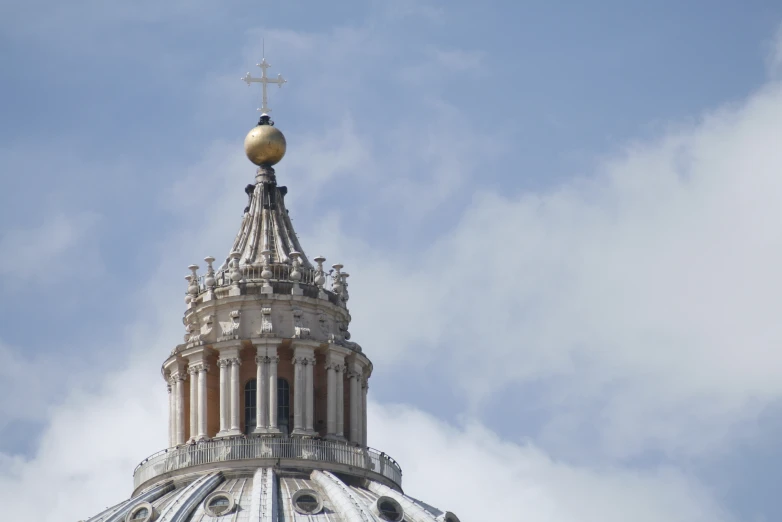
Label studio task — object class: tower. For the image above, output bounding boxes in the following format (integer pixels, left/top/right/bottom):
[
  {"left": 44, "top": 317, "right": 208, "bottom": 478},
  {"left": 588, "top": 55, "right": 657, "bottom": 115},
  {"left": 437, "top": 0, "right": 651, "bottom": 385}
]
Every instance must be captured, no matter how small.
[{"left": 83, "top": 57, "right": 461, "bottom": 522}]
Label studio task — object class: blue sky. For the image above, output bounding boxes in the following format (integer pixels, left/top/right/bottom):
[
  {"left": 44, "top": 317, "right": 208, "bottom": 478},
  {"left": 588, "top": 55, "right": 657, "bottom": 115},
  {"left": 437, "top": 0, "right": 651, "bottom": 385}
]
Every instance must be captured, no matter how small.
[{"left": 3, "top": 1, "right": 782, "bottom": 520}]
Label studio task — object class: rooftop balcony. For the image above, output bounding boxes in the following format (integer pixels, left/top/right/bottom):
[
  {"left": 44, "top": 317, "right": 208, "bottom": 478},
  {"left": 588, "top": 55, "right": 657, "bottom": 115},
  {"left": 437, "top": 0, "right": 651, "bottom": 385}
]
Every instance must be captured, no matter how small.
[{"left": 132, "top": 437, "right": 402, "bottom": 495}]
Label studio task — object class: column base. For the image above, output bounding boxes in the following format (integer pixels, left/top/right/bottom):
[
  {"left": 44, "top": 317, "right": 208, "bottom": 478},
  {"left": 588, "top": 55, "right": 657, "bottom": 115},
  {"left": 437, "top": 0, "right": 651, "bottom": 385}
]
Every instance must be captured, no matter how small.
[
  {"left": 215, "top": 429, "right": 243, "bottom": 438},
  {"left": 291, "top": 429, "right": 318, "bottom": 438},
  {"left": 255, "top": 427, "right": 283, "bottom": 437}
]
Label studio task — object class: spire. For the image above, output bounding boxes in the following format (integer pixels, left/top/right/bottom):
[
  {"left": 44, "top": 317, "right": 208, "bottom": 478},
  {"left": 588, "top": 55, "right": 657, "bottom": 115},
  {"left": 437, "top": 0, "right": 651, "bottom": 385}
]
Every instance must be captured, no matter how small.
[
  {"left": 222, "top": 169, "right": 312, "bottom": 269},
  {"left": 242, "top": 53, "right": 287, "bottom": 167}
]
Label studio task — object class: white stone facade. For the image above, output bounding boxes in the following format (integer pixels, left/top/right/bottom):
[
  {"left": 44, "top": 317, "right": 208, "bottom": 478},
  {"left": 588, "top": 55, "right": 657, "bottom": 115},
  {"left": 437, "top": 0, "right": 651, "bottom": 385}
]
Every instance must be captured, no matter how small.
[
  {"left": 162, "top": 164, "right": 371, "bottom": 446},
  {"left": 84, "top": 113, "right": 463, "bottom": 522}
]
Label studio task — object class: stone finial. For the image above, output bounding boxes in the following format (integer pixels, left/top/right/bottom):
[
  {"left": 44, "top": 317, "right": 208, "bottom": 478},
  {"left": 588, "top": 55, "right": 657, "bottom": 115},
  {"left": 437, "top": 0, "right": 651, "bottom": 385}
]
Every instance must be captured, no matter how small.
[
  {"left": 290, "top": 251, "right": 303, "bottom": 296},
  {"left": 229, "top": 251, "right": 242, "bottom": 284},
  {"left": 331, "top": 264, "right": 344, "bottom": 295},
  {"left": 204, "top": 256, "right": 216, "bottom": 289},
  {"left": 260, "top": 249, "right": 273, "bottom": 294},
  {"left": 314, "top": 256, "right": 326, "bottom": 285},
  {"left": 228, "top": 251, "right": 243, "bottom": 297},
  {"left": 184, "top": 275, "right": 193, "bottom": 306},
  {"left": 203, "top": 256, "right": 216, "bottom": 301},
  {"left": 314, "top": 256, "right": 328, "bottom": 300},
  {"left": 187, "top": 265, "right": 200, "bottom": 297}
]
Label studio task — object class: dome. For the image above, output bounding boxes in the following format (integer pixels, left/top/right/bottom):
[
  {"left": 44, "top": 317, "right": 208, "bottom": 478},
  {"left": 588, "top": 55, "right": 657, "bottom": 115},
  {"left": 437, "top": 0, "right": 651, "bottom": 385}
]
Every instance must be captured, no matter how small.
[
  {"left": 244, "top": 117, "right": 286, "bottom": 166},
  {"left": 84, "top": 466, "right": 462, "bottom": 522},
  {"left": 83, "top": 57, "right": 461, "bottom": 522}
]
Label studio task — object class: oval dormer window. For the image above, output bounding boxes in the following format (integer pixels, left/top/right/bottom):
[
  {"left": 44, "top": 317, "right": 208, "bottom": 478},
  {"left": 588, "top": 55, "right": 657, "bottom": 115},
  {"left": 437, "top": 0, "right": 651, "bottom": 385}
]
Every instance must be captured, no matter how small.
[
  {"left": 125, "top": 502, "right": 155, "bottom": 522},
  {"left": 376, "top": 496, "right": 404, "bottom": 521},
  {"left": 292, "top": 488, "right": 323, "bottom": 515},
  {"left": 203, "top": 492, "right": 235, "bottom": 517}
]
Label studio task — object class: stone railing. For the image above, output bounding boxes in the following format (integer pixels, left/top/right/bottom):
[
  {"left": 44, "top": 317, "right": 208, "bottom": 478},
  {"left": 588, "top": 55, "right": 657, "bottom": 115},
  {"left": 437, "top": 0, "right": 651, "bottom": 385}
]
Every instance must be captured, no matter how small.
[
  {"left": 187, "top": 257, "right": 350, "bottom": 306},
  {"left": 133, "top": 437, "right": 402, "bottom": 492},
  {"left": 202, "top": 263, "right": 329, "bottom": 290}
]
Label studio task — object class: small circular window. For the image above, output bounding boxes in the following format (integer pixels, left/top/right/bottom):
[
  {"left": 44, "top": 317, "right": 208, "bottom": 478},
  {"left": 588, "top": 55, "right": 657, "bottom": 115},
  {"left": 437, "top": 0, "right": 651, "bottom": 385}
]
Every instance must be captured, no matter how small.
[
  {"left": 125, "top": 502, "right": 155, "bottom": 522},
  {"left": 292, "top": 488, "right": 323, "bottom": 515},
  {"left": 375, "top": 496, "right": 404, "bottom": 522},
  {"left": 443, "top": 512, "right": 462, "bottom": 522},
  {"left": 203, "top": 492, "right": 235, "bottom": 517}
]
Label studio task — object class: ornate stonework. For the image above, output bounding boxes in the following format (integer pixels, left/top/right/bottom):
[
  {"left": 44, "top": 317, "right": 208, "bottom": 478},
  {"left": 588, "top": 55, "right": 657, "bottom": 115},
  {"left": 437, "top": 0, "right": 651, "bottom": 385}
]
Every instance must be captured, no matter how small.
[{"left": 85, "top": 59, "right": 462, "bottom": 522}]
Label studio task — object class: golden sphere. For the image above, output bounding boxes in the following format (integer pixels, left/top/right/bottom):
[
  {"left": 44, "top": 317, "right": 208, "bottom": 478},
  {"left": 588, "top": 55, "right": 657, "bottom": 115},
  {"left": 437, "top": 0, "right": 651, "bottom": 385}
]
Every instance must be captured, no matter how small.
[{"left": 244, "top": 124, "right": 286, "bottom": 166}]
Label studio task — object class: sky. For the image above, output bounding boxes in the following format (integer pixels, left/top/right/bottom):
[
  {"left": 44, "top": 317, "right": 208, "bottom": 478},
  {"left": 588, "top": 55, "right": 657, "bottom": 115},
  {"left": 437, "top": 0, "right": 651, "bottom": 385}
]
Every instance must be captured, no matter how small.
[{"left": 2, "top": 0, "right": 782, "bottom": 520}]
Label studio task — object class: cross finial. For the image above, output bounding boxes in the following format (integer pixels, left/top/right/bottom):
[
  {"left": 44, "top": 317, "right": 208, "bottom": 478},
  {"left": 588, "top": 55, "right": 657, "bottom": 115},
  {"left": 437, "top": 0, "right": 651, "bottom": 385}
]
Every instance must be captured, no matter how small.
[{"left": 242, "top": 57, "right": 287, "bottom": 114}]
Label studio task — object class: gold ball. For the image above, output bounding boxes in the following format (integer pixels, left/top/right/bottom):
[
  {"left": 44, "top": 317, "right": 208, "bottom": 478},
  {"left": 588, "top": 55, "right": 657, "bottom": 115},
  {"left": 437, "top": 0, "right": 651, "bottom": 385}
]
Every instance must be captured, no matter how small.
[{"left": 244, "top": 124, "right": 287, "bottom": 166}]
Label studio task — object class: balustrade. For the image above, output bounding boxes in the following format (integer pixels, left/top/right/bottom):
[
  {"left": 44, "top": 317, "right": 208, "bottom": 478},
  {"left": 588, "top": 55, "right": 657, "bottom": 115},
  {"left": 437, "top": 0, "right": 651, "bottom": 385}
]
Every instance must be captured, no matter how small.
[{"left": 133, "top": 437, "right": 402, "bottom": 491}]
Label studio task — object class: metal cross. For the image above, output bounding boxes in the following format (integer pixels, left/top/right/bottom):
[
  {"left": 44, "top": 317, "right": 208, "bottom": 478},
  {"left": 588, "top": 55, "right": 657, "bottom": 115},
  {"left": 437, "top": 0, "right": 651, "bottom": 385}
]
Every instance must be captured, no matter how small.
[{"left": 242, "top": 58, "right": 287, "bottom": 114}]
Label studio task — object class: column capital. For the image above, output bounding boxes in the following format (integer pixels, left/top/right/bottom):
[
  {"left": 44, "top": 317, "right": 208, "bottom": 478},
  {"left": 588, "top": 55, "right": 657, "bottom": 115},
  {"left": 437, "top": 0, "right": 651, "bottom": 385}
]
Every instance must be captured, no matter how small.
[
  {"left": 255, "top": 355, "right": 271, "bottom": 365},
  {"left": 217, "top": 358, "right": 231, "bottom": 369},
  {"left": 188, "top": 362, "right": 209, "bottom": 373},
  {"left": 326, "top": 361, "right": 345, "bottom": 372},
  {"left": 346, "top": 369, "right": 362, "bottom": 380},
  {"left": 292, "top": 355, "right": 312, "bottom": 366},
  {"left": 226, "top": 357, "right": 242, "bottom": 367},
  {"left": 169, "top": 371, "right": 187, "bottom": 383}
]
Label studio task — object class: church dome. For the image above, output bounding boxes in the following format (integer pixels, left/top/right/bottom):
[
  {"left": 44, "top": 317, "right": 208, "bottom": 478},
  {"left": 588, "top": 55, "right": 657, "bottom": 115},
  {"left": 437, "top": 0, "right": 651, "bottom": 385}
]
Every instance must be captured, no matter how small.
[
  {"left": 83, "top": 57, "right": 462, "bottom": 522},
  {"left": 85, "top": 466, "right": 461, "bottom": 522}
]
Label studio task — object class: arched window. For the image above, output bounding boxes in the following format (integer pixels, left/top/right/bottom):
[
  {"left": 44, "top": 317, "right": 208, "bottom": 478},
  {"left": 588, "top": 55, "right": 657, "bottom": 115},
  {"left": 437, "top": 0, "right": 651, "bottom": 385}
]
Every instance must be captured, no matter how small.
[
  {"left": 278, "top": 378, "right": 290, "bottom": 434},
  {"left": 244, "top": 379, "right": 257, "bottom": 435}
]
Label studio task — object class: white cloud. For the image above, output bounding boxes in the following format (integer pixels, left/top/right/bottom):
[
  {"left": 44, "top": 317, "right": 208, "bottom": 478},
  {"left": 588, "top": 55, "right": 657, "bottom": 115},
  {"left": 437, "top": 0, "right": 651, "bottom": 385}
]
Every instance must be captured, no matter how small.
[
  {"left": 370, "top": 403, "right": 733, "bottom": 522},
  {"left": 0, "top": 211, "right": 100, "bottom": 284},
  {"left": 767, "top": 23, "right": 782, "bottom": 78},
  {"left": 3, "top": 8, "right": 781, "bottom": 521},
  {"left": 333, "top": 75, "right": 782, "bottom": 461}
]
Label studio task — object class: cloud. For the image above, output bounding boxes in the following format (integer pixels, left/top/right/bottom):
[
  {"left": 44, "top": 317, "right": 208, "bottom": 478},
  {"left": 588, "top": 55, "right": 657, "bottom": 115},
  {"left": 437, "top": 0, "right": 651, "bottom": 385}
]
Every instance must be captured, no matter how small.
[
  {"left": 767, "top": 23, "right": 782, "bottom": 78},
  {"left": 370, "top": 403, "right": 733, "bottom": 522},
  {"left": 0, "top": 211, "right": 101, "bottom": 284},
  {"left": 0, "top": 345, "right": 167, "bottom": 522},
  {"left": 333, "top": 74, "right": 782, "bottom": 462},
  {"left": 2, "top": 5, "right": 780, "bottom": 521}
]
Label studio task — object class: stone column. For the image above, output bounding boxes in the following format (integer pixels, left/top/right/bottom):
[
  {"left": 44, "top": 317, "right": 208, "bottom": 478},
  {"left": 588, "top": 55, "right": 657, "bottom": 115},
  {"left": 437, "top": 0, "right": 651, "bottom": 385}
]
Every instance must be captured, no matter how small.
[
  {"left": 188, "top": 365, "right": 198, "bottom": 442},
  {"left": 305, "top": 355, "right": 315, "bottom": 432},
  {"left": 230, "top": 357, "right": 241, "bottom": 432},
  {"left": 167, "top": 383, "right": 174, "bottom": 447},
  {"left": 217, "top": 358, "right": 229, "bottom": 434},
  {"left": 361, "top": 377, "right": 368, "bottom": 446},
  {"left": 173, "top": 372, "right": 186, "bottom": 445},
  {"left": 268, "top": 355, "right": 279, "bottom": 433},
  {"left": 292, "top": 354, "right": 304, "bottom": 434},
  {"left": 197, "top": 364, "right": 208, "bottom": 440},
  {"left": 326, "top": 352, "right": 346, "bottom": 439},
  {"left": 336, "top": 365, "right": 345, "bottom": 438},
  {"left": 348, "top": 368, "right": 360, "bottom": 443},
  {"left": 255, "top": 355, "right": 268, "bottom": 433},
  {"left": 326, "top": 362, "right": 336, "bottom": 436}
]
